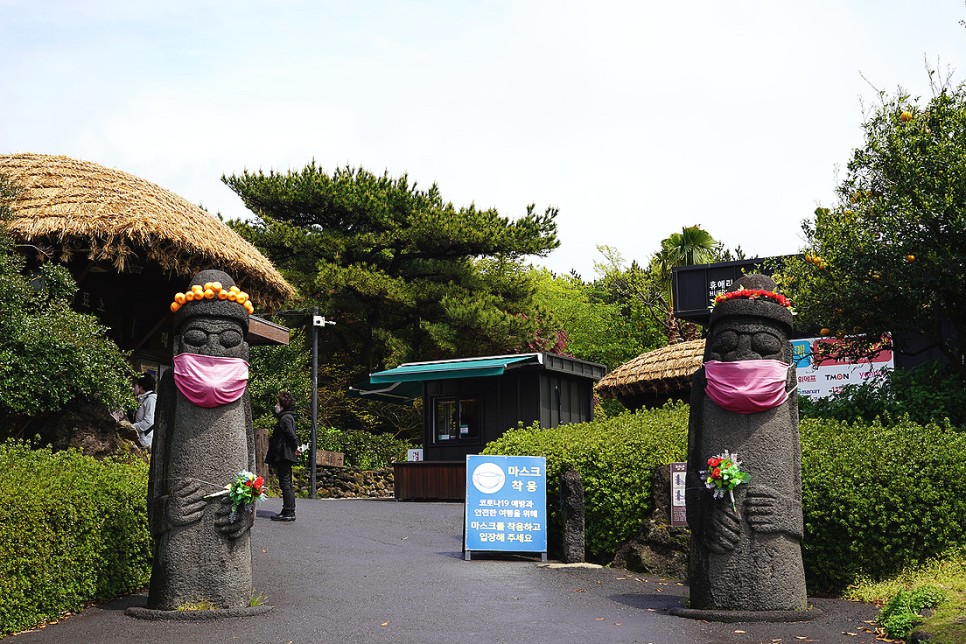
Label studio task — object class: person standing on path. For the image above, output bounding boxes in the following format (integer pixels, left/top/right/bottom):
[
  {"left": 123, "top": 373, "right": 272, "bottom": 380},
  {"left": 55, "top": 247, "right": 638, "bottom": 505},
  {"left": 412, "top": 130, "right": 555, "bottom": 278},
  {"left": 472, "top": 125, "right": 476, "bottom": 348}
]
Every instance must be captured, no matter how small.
[
  {"left": 130, "top": 373, "right": 157, "bottom": 449},
  {"left": 266, "top": 391, "right": 298, "bottom": 521}
]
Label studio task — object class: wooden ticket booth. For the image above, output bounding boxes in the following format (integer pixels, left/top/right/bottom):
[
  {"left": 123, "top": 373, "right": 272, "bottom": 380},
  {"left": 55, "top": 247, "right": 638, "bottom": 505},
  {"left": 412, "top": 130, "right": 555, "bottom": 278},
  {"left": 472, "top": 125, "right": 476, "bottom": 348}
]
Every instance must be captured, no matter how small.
[{"left": 358, "top": 353, "right": 606, "bottom": 501}]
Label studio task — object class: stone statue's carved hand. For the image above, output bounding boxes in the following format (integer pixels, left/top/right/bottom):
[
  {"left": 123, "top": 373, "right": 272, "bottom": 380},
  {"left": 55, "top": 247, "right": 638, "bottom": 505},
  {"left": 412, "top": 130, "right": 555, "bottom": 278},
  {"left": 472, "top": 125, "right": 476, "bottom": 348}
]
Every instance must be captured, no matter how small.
[
  {"left": 706, "top": 503, "right": 742, "bottom": 554},
  {"left": 214, "top": 497, "right": 254, "bottom": 540},
  {"left": 744, "top": 485, "right": 804, "bottom": 539},
  {"left": 165, "top": 480, "right": 208, "bottom": 527}
]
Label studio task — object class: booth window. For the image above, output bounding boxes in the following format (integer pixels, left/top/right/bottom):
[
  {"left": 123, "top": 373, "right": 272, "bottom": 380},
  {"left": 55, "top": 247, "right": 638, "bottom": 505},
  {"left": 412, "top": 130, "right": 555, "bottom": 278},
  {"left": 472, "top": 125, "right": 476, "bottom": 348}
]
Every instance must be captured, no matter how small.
[{"left": 434, "top": 397, "right": 481, "bottom": 443}]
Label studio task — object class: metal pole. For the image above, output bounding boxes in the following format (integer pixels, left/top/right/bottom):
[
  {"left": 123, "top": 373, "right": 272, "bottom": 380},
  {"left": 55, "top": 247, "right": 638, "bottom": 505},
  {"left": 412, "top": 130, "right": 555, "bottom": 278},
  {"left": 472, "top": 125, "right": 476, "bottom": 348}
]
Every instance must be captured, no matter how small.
[{"left": 310, "top": 307, "right": 319, "bottom": 498}]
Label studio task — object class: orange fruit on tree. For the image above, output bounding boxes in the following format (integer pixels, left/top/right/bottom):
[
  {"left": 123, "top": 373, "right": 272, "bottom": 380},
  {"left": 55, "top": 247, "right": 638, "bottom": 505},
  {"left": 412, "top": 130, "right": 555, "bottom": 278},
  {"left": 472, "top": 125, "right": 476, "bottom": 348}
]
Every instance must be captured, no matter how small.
[
  {"left": 819, "top": 328, "right": 831, "bottom": 336},
  {"left": 905, "top": 255, "right": 916, "bottom": 263},
  {"left": 900, "top": 110, "right": 913, "bottom": 122}
]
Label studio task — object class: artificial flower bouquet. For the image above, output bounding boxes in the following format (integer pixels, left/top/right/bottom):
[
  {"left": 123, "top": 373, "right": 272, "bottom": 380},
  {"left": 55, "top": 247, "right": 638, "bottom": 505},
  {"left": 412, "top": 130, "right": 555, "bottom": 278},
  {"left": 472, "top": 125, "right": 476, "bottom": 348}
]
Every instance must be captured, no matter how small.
[
  {"left": 700, "top": 450, "right": 751, "bottom": 512},
  {"left": 205, "top": 470, "right": 267, "bottom": 521}
]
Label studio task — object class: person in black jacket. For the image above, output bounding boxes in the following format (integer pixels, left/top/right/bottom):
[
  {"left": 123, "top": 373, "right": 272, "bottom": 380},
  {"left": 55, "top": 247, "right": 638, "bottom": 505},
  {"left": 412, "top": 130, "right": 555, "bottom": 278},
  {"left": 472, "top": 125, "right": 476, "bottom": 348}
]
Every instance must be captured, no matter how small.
[{"left": 265, "top": 391, "right": 299, "bottom": 522}]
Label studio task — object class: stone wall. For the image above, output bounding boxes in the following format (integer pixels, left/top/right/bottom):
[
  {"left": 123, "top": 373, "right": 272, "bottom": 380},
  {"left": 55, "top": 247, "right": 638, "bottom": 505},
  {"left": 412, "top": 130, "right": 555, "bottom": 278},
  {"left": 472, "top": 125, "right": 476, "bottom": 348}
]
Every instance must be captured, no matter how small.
[{"left": 293, "top": 466, "right": 394, "bottom": 499}]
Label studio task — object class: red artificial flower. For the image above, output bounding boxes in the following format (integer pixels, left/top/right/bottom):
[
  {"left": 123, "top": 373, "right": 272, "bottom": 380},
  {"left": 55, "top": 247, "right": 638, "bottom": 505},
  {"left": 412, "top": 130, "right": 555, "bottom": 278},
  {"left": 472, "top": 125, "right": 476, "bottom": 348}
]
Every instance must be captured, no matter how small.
[
  {"left": 708, "top": 457, "right": 722, "bottom": 467},
  {"left": 711, "top": 467, "right": 722, "bottom": 479},
  {"left": 245, "top": 479, "right": 253, "bottom": 487},
  {"left": 254, "top": 476, "right": 264, "bottom": 488},
  {"left": 713, "top": 288, "right": 793, "bottom": 308}
]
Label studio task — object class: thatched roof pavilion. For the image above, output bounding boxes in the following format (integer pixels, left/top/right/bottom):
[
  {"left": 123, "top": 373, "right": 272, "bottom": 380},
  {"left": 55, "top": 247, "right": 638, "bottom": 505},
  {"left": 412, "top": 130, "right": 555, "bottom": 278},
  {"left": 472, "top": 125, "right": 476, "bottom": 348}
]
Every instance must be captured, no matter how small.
[
  {"left": 0, "top": 153, "right": 294, "bottom": 309},
  {"left": 0, "top": 153, "right": 295, "bottom": 361},
  {"left": 595, "top": 339, "right": 705, "bottom": 409}
]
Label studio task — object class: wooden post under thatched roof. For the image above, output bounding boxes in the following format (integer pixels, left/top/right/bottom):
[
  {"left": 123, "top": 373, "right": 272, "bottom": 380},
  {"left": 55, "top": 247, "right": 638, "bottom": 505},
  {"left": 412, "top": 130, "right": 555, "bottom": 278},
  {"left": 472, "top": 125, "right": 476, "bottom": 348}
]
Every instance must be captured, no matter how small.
[
  {"left": 595, "top": 339, "right": 705, "bottom": 410},
  {"left": 0, "top": 152, "right": 295, "bottom": 310}
]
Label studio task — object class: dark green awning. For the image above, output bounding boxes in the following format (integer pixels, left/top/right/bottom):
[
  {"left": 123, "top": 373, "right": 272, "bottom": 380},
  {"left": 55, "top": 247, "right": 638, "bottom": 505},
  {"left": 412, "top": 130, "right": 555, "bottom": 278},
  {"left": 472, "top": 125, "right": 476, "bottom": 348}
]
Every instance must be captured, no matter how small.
[
  {"left": 369, "top": 354, "right": 538, "bottom": 384},
  {"left": 347, "top": 381, "right": 423, "bottom": 404}
]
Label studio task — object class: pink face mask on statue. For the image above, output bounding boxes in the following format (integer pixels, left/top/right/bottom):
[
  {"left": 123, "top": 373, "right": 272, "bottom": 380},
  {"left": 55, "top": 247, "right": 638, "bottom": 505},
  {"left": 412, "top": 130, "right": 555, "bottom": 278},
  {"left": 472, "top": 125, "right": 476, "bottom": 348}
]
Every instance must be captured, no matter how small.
[
  {"left": 704, "top": 359, "right": 794, "bottom": 414},
  {"left": 173, "top": 353, "right": 250, "bottom": 408}
]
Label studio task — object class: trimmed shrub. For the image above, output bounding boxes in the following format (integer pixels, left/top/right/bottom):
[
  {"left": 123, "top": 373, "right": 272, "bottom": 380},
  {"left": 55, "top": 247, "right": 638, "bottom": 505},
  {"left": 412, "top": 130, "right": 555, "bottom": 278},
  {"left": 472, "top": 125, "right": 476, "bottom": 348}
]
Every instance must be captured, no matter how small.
[
  {"left": 800, "top": 418, "right": 966, "bottom": 594},
  {"left": 483, "top": 405, "right": 966, "bottom": 595},
  {"left": 314, "top": 426, "right": 412, "bottom": 470},
  {"left": 482, "top": 403, "right": 689, "bottom": 560},
  {"left": 0, "top": 441, "right": 151, "bottom": 636}
]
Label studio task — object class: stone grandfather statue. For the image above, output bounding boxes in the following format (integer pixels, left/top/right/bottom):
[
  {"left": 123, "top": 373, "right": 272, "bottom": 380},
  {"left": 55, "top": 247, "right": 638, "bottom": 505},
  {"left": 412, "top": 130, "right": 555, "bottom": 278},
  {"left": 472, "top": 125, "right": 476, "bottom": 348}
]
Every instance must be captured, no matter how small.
[
  {"left": 682, "top": 274, "right": 808, "bottom": 615},
  {"left": 145, "top": 269, "right": 258, "bottom": 611}
]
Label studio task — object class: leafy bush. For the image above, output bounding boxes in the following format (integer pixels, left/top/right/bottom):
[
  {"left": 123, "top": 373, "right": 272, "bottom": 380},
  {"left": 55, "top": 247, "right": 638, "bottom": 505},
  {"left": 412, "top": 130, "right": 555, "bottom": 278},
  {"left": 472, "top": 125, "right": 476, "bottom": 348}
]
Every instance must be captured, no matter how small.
[
  {"left": 799, "top": 361, "right": 966, "bottom": 427},
  {"left": 482, "top": 403, "right": 689, "bottom": 560},
  {"left": 800, "top": 418, "right": 966, "bottom": 594},
  {"left": 0, "top": 441, "right": 151, "bottom": 636},
  {"left": 315, "top": 426, "right": 413, "bottom": 470},
  {"left": 0, "top": 176, "right": 135, "bottom": 432},
  {"left": 877, "top": 585, "right": 948, "bottom": 640}
]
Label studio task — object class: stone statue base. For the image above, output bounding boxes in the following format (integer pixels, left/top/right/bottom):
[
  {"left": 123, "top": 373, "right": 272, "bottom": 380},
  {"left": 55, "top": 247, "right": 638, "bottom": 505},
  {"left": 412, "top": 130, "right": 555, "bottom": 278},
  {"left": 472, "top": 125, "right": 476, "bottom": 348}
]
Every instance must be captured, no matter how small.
[
  {"left": 125, "top": 604, "right": 273, "bottom": 621},
  {"left": 669, "top": 605, "right": 823, "bottom": 623}
]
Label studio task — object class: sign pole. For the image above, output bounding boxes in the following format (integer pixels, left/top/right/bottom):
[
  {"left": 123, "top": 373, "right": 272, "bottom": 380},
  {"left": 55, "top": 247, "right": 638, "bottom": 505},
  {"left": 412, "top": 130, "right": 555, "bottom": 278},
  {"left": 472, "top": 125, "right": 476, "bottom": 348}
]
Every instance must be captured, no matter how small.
[{"left": 310, "top": 307, "right": 318, "bottom": 499}]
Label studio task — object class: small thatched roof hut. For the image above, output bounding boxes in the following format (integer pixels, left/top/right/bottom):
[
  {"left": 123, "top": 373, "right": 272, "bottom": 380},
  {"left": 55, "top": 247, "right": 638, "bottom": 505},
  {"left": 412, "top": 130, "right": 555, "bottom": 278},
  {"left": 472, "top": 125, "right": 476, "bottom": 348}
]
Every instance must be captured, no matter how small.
[
  {"left": 0, "top": 153, "right": 294, "bottom": 309},
  {"left": 0, "top": 153, "right": 295, "bottom": 366},
  {"left": 595, "top": 339, "right": 705, "bottom": 410}
]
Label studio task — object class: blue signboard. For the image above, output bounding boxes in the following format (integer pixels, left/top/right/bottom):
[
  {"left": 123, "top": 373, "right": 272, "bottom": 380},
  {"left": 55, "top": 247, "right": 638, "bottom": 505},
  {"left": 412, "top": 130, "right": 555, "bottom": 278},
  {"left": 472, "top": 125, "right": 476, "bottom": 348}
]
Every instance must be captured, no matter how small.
[{"left": 464, "top": 455, "right": 547, "bottom": 559}]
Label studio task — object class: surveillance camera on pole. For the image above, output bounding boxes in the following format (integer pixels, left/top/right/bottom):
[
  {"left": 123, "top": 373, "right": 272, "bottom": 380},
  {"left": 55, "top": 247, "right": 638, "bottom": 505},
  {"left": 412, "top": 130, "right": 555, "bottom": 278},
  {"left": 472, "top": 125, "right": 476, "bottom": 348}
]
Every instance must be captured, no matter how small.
[{"left": 308, "top": 310, "right": 335, "bottom": 499}]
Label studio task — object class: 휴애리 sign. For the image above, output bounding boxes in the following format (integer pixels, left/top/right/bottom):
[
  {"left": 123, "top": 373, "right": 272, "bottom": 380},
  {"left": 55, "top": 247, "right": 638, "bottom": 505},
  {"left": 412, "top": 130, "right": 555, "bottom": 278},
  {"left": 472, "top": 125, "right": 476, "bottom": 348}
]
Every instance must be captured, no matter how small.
[{"left": 464, "top": 455, "right": 547, "bottom": 560}]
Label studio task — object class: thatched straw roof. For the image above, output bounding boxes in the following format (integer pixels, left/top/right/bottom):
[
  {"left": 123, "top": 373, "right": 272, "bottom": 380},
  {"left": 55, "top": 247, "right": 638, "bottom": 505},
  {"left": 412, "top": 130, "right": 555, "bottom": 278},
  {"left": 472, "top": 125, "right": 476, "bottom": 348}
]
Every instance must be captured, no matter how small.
[
  {"left": 0, "top": 153, "right": 295, "bottom": 309},
  {"left": 596, "top": 339, "right": 705, "bottom": 406}
]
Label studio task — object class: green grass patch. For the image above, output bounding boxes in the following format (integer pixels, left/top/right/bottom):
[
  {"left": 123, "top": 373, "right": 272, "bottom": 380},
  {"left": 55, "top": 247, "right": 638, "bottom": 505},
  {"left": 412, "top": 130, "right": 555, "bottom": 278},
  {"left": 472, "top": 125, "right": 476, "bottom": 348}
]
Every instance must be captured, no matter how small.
[{"left": 846, "top": 549, "right": 966, "bottom": 643}]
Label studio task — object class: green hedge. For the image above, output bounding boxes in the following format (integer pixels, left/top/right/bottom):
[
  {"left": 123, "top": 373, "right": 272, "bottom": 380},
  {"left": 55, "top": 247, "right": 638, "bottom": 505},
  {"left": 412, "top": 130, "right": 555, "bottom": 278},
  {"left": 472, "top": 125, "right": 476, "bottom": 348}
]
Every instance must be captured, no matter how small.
[
  {"left": 800, "top": 417, "right": 966, "bottom": 594},
  {"left": 483, "top": 404, "right": 689, "bottom": 560},
  {"left": 0, "top": 441, "right": 151, "bottom": 637},
  {"left": 314, "top": 426, "right": 412, "bottom": 470},
  {"left": 484, "top": 406, "right": 966, "bottom": 595}
]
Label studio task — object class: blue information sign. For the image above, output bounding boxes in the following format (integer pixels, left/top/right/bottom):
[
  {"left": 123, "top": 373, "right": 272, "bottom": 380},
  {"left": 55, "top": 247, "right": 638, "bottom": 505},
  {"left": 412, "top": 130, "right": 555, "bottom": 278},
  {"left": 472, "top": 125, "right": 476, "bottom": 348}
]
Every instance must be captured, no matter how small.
[{"left": 464, "top": 455, "right": 547, "bottom": 559}]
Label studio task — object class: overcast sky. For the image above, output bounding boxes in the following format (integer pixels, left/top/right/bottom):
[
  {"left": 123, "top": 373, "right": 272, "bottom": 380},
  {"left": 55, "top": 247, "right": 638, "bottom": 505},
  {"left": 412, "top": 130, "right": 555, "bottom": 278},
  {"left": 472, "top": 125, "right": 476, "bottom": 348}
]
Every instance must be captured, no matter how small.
[{"left": 2, "top": 1, "right": 964, "bottom": 278}]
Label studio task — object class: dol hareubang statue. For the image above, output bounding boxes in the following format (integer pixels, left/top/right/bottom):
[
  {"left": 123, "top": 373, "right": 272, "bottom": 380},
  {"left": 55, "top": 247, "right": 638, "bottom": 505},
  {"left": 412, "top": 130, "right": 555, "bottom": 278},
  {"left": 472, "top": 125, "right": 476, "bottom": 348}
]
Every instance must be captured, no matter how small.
[
  {"left": 679, "top": 274, "right": 810, "bottom": 617},
  {"left": 144, "top": 270, "right": 259, "bottom": 612}
]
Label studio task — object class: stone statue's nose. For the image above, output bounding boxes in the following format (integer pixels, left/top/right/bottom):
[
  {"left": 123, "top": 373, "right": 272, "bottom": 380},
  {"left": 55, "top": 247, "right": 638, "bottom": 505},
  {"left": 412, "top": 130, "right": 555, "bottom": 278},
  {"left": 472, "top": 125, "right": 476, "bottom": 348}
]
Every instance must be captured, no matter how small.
[{"left": 737, "top": 334, "right": 752, "bottom": 353}]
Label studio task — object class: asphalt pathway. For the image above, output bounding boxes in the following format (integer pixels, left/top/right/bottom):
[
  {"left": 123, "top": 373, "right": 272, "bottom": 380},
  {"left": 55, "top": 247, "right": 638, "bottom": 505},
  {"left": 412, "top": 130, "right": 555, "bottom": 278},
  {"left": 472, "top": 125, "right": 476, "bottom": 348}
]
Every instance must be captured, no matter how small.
[{"left": 12, "top": 499, "right": 881, "bottom": 643}]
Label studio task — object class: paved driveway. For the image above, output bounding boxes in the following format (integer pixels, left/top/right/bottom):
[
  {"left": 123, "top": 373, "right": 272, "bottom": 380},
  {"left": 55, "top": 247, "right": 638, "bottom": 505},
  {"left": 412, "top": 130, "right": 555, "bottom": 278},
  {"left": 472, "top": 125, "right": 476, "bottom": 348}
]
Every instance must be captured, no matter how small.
[{"left": 12, "top": 499, "right": 880, "bottom": 643}]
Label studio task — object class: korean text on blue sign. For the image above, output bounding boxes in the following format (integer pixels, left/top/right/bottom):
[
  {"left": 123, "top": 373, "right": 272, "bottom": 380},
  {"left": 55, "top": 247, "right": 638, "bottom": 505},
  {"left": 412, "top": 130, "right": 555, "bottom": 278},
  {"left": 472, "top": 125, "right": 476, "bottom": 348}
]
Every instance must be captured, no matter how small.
[{"left": 465, "top": 455, "right": 547, "bottom": 553}]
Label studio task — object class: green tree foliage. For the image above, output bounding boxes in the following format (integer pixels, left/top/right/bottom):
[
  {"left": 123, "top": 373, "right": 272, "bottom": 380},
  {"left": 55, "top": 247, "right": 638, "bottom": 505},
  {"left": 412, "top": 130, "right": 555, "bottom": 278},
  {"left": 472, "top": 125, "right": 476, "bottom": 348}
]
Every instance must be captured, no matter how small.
[
  {"left": 248, "top": 328, "right": 422, "bottom": 441},
  {"left": 0, "top": 176, "right": 134, "bottom": 433},
  {"left": 529, "top": 264, "right": 664, "bottom": 371},
  {"left": 778, "top": 73, "right": 966, "bottom": 373},
  {"left": 657, "top": 224, "right": 719, "bottom": 270},
  {"left": 223, "top": 164, "right": 559, "bottom": 381},
  {"left": 590, "top": 233, "right": 732, "bottom": 347}
]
